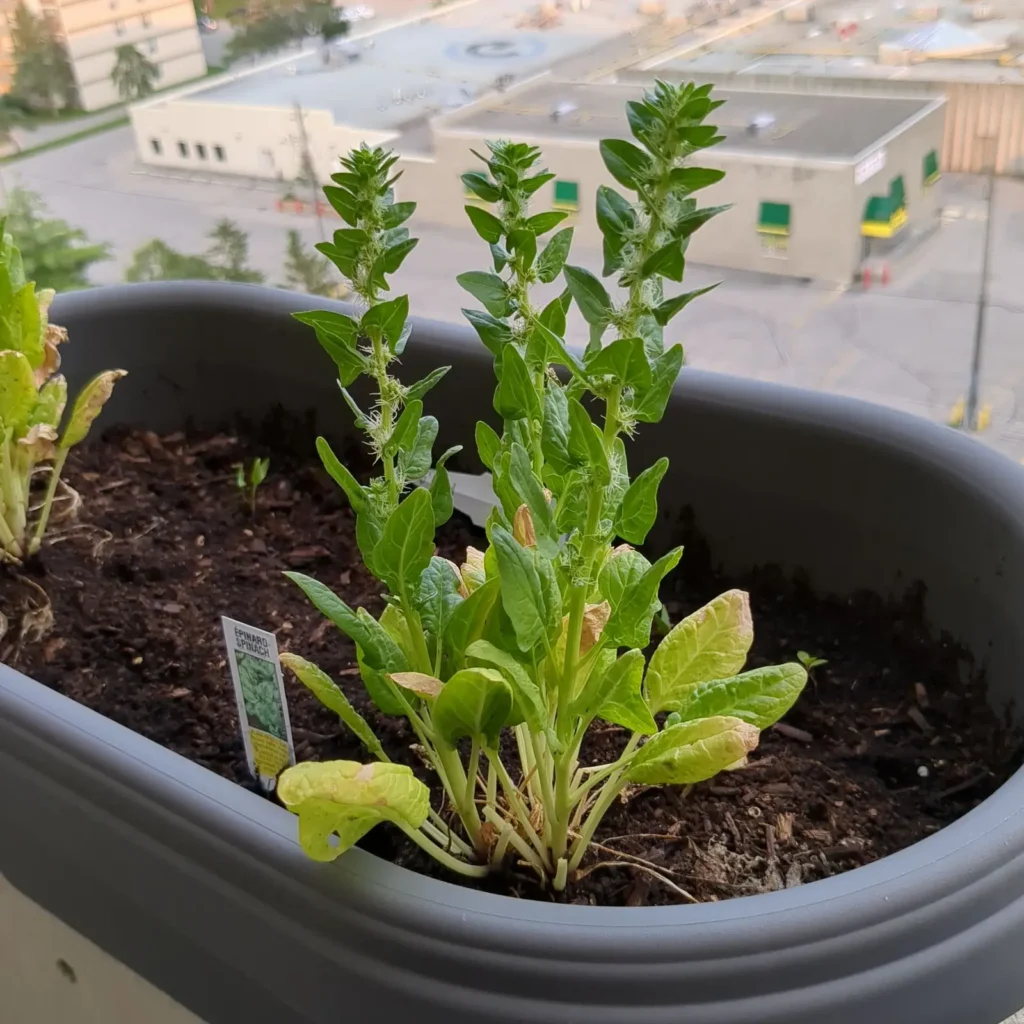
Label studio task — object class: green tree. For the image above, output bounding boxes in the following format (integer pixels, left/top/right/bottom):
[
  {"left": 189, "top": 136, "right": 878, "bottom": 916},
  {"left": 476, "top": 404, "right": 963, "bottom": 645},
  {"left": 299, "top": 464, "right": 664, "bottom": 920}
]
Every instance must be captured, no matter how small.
[
  {"left": 224, "top": 11, "right": 297, "bottom": 62},
  {"left": 111, "top": 44, "right": 158, "bottom": 102},
  {"left": 0, "top": 98, "right": 28, "bottom": 152},
  {"left": 124, "top": 239, "right": 219, "bottom": 281},
  {"left": 281, "top": 229, "right": 337, "bottom": 296},
  {"left": 3, "top": 188, "right": 110, "bottom": 291},
  {"left": 224, "top": 0, "right": 336, "bottom": 62},
  {"left": 125, "top": 219, "right": 265, "bottom": 283},
  {"left": 321, "top": 15, "right": 348, "bottom": 42},
  {"left": 10, "top": 4, "right": 77, "bottom": 112},
  {"left": 205, "top": 219, "right": 264, "bottom": 282}
]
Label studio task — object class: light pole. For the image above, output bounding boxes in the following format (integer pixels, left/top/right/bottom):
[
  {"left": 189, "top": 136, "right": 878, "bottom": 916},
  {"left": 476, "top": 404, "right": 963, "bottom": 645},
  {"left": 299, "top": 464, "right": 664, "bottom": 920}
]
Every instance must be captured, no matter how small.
[
  {"left": 964, "top": 170, "right": 994, "bottom": 431},
  {"left": 292, "top": 101, "right": 324, "bottom": 242}
]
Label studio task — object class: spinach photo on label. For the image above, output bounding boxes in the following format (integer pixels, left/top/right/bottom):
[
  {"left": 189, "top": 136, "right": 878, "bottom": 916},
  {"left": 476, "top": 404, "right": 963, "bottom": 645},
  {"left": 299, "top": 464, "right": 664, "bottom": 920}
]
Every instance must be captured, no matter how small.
[{"left": 237, "top": 651, "right": 286, "bottom": 740}]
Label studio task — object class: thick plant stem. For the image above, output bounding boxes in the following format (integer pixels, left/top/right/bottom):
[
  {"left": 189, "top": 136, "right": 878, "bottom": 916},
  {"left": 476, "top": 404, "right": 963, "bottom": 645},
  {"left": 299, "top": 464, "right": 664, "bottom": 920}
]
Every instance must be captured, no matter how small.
[
  {"left": 552, "top": 389, "right": 621, "bottom": 864},
  {"left": 559, "top": 389, "right": 620, "bottom": 721},
  {"left": 28, "top": 447, "right": 68, "bottom": 556},
  {"left": 426, "top": 810, "right": 475, "bottom": 858},
  {"left": 436, "top": 742, "right": 483, "bottom": 846},
  {"left": 465, "top": 739, "right": 481, "bottom": 820},
  {"left": 567, "top": 734, "right": 642, "bottom": 874},
  {"left": 487, "top": 749, "right": 550, "bottom": 867},
  {"left": 482, "top": 806, "right": 547, "bottom": 880},
  {"left": 1, "top": 434, "right": 25, "bottom": 552},
  {"left": 622, "top": 172, "right": 672, "bottom": 338},
  {"left": 403, "top": 603, "right": 435, "bottom": 675},
  {"left": 399, "top": 823, "right": 490, "bottom": 879},
  {"left": 509, "top": 241, "right": 544, "bottom": 474},
  {"left": 527, "top": 729, "right": 557, "bottom": 839},
  {"left": 0, "top": 508, "right": 21, "bottom": 559},
  {"left": 368, "top": 334, "right": 402, "bottom": 512}
]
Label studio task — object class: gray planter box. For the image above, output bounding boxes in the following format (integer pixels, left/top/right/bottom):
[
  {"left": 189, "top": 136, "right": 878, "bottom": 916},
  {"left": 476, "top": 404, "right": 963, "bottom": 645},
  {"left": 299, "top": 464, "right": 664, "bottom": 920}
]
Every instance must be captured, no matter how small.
[{"left": 1, "top": 281, "right": 1023, "bottom": 1024}]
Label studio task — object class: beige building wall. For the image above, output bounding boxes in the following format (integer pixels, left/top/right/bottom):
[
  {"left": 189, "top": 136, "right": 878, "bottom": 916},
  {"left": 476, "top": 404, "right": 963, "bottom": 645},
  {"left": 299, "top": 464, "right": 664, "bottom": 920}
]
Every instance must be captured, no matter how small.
[
  {"left": 418, "top": 104, "right": 943, "bottom": 284},
  {"left": 131, "top": 95, "right": 395, "bottom": 179},
  {"left": 408, "top": 127, "right": 862, "bottom": 282},
  {"left": 129, "top": 81, "right": 943, "bottom": 285},
  {"left": 941, "top": 81, "right": 1024, "bottom": 175},
  {"left": 854, "top": 99, "right": 944, "bottom": 245},
  {"left": 691, "top": 156, "right": 858, "bottom": 283},
  {"left": 31, "top": 0, "right": 206, "bottom": 110},
  {"left": 0, "top": 0, "right": 16, "bottom": 94}
]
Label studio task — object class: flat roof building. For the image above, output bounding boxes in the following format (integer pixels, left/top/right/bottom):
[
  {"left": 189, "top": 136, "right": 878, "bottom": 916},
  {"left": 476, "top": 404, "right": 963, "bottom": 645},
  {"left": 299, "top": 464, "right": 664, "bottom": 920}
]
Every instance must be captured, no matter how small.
[
  {"left": 414, "top": 80, "right": 945, "bottom": 283},
  {"left": 631, "top": 0, "right": 1024, "bottom": 174},
  {"left": 128, "top": 7, "right": 946, "bottom": 284},
  {"left": 129, "top": 1, "right": 644, "bottom": 178}
]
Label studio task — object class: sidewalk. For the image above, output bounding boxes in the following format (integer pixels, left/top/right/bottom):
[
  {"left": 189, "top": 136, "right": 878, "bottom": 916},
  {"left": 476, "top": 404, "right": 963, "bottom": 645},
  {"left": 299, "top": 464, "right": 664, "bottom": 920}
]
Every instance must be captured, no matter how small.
[{"left": 8, "top": 107, "right": 127, "bottom": 154}]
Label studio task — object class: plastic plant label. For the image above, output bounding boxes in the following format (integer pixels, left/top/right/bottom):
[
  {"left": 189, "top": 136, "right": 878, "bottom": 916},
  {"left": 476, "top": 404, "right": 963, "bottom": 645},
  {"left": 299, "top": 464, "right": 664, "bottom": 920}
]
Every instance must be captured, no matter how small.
[{"left": 221, "top": 616, "right": 295, "bottom": 790}]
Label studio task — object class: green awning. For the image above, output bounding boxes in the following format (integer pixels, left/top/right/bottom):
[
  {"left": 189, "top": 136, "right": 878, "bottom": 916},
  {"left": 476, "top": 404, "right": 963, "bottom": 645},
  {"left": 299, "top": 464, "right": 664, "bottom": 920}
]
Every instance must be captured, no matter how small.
[
  {"left": 862, "top": 194, "right": 907, "bottom": 238},
  {"left": 889, "top": 174, "right": 906, "bottom": 210},
  {"left": 554, "top": 179, "right": 579, "bottom": 209},
  {"left": 923, "top": 150, "right": 940, "bottom": 185},
  {"left": 758, "top": 201, "right": 791, "bottom": 235},
  {"left": 864, "top": 195, "right": 893, "bottom": 222}
]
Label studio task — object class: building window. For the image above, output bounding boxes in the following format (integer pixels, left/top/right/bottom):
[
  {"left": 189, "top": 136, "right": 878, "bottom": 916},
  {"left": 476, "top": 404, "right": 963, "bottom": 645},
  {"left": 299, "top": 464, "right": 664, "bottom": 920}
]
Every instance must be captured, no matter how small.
[
  {"left": 114, "top": 19, "right": 125, "bottom": 34},
  {"left": 150, "top": 138, "right": 161, "bottom": 154},
  {"left": 553, "top": 179, "right": 578, "bottom": 210},
  {"left": 214, "top": 145, "right": 225, "bottom": 161},
  {"left": 195, "top": 143, "right": 207, "bottom": 159},
  {"left": 923, "top": 149, "right": 940, "bottom": 186},
  {"left": 757, "top": 201, "right": 791, "bottom": 236},
  {"left": 141, "top": 11, "right": 150, "bottom": 26},
  {"left": 177, "top": 141, "right": 188, "bottom": 157},
  {"left": 147, "top": 38, "right": 158, "bottom": 54}
]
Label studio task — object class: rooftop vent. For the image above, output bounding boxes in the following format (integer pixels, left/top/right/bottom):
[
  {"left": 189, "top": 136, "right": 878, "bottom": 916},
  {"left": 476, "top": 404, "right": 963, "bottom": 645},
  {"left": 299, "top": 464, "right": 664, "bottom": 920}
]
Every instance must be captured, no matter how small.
[
  {"left": 551, "top": 100, "right": 579, "bottom": 120},
  {"left": 747, "top": 113, "right": 776, "bottom": 135}
]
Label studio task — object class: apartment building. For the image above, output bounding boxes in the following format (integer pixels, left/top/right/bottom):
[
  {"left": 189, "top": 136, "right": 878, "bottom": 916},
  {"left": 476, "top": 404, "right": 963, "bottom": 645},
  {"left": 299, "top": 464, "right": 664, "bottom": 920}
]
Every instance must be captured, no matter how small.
[
  {"left": 0, "top": 0, "right": 18, "bottom": 95},
  {"left": 28, "top": 0, "right": 206, "bottom": 110}
]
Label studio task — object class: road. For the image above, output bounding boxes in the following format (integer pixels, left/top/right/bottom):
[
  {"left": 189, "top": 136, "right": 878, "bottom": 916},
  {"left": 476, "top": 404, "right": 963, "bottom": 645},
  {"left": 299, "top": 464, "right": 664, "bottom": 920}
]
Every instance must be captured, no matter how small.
[{"left": 9, "top": 125, "right": 1024, "bottom": 460}]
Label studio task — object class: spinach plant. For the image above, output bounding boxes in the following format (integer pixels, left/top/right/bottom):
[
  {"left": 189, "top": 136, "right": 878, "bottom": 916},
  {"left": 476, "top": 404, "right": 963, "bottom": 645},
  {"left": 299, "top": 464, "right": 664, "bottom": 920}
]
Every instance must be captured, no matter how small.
[
  {"left": 278, "top": 83, "right": 809, "bottom": 890},
  {"left": 0, "top": 226, "right": 125, "bottom": 562}
]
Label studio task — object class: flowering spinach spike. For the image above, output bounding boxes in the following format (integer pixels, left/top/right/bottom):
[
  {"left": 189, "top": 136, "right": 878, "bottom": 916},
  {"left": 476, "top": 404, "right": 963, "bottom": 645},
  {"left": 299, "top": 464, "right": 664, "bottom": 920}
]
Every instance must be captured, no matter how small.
[
  {"left": 0, "top": 225, "right": 126, "bottom": 562},
  {"left": 281, "top": 87, "right": 809, "bottom": 892}
]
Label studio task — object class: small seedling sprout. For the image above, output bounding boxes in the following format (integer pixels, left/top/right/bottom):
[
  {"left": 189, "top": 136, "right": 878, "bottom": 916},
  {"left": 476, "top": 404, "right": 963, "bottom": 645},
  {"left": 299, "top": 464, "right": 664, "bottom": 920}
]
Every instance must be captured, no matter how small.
[
  {"left": 234, "top": 457, "right": 270, "bottom": 517},
  {"left": 797, "top": 650, "right": 828, "bottom": 672}
]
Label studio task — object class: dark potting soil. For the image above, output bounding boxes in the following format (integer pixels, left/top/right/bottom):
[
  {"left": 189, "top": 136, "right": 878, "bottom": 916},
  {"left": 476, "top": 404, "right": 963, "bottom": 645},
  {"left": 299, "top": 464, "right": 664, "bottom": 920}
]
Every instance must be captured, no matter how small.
[{"left": 2, "top": 426, "right": 1020, "bottom": 907}]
